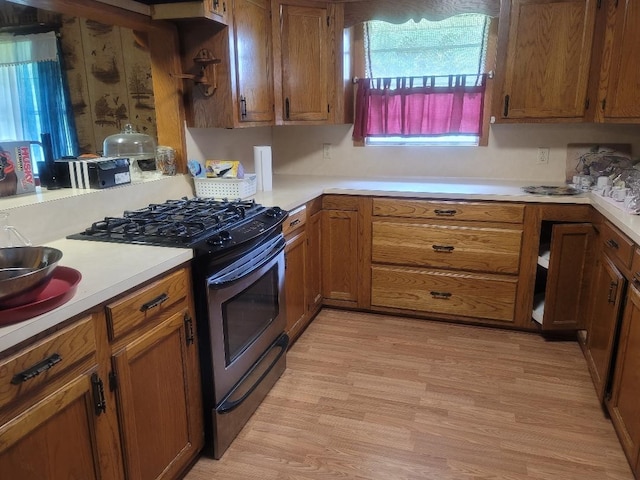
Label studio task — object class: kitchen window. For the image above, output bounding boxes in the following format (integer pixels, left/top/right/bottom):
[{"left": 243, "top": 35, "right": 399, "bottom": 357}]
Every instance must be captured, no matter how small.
[
  {"left": 353, "top": 14, "right": 495, "bottom": 147},
  {"left": 0, "top": 30, "right": 78, "bottom": 174}
]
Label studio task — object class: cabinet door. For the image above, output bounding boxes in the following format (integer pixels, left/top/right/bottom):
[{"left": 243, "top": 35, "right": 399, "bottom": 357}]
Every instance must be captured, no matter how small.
[
  {"left": 275, "top": 1, "right": 331, "bottom": 122},
  {"left": 111, "top": 309, "right": 203, "bottom": 480},
  {"left": 234, "top": 0, "right": 274, "bottom": 123},
  {"left": 599, "top": 0, "right": 640, "bottom": 120},
  {"left": 322, "top": 209, "right": 359, "bottom": 305},
  {"left": 584, "top": 254, "right": 626, "bottom": 402},
  {"left": 496, "top": 0, "right": 596, "bottom": 120},
  {"left": 284, "top": 228, "right": 307, "bottom": 337},
  {"left": 542, "top": 223, "right": 594, "bottom": 331},
  {"left": 0, "top": 368, "right": 106, "bottom": 480},
  {"left": 306, "top": 209, "right": 323, "bottom": 314},
  {"left": 608, "top": 282, "right": 640, "bottom": 476}
]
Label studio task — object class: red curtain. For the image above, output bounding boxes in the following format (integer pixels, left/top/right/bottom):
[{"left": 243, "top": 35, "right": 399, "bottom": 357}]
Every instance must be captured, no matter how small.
[{"left": 353, "top": 75, "right": 487, "bottom": 141}]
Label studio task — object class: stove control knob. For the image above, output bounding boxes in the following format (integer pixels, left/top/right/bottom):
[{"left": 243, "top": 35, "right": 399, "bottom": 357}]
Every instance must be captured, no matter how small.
[
  {"left": 207, "top": 234, "right": 223, "bottom": 246},
  {"left": 219, "top": 230, "right": 232, "bottom": 242},
  {"left": 265, "top": 206, "right": 283, "bottom": 218}
]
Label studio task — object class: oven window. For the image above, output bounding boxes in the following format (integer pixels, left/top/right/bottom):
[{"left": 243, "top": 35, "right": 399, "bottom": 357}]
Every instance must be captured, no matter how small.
[{"left": 222, "top": 264, "right": 280, "bottom": 365}]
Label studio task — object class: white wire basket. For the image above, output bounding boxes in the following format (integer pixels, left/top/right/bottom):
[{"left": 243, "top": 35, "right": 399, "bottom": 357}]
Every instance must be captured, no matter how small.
[{"left": 194, "top": 174, "right": 257, "bottom": 199}]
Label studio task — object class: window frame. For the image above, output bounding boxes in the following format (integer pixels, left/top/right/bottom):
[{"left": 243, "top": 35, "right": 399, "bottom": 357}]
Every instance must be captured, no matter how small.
[{"left": 352, "top": 16, "right": 498, "bottom": 147}]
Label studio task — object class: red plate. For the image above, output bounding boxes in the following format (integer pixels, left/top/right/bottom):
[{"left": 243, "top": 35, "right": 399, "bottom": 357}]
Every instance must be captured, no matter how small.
[{"left": 0, "top": 266, "right": 82, "bottom": 327}]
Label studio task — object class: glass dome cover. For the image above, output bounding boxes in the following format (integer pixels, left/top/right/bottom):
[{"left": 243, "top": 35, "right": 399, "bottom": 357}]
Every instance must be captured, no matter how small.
[{"left": 103, "top": 124, "right": 156, "bottom": 160}]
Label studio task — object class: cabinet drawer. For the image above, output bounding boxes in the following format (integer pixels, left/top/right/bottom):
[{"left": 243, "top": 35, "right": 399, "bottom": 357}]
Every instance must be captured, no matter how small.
[
  {"left": 106, "top": 268, "right": 189, "bottom": 341},
  {"left": 371, "top": 265, "right": 517, "bottom": 322},
  {"left": 373, "top": 198, "right": 525, "bottom": 223},
  {"left": 372, "top": 220, "right": 522, "bottom": 274},
  {"left": 322, "top": 195, "right": 360, "bottom": 211},
  {"left": 283, "top": 205, "right": 306, "bottom": 236},
  {"left": 602, "top": 221, "right": 634, "bottom": 269},
  {"left": 0, "top": 315, "right": 96, "bottom": 410}
]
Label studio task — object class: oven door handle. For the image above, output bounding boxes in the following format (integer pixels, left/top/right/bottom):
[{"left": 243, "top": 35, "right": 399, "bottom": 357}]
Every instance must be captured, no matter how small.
[
  {"left": 217, "top": 333, "right": 289, "bottom": 414},
  {"left": 207, "top": 236, "right": 285, "bottom": 288}
]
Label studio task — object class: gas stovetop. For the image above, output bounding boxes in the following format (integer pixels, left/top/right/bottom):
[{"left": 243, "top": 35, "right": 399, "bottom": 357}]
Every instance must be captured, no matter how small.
[{"left": 67, "top": 198, "right": 287, "bottom": 253}]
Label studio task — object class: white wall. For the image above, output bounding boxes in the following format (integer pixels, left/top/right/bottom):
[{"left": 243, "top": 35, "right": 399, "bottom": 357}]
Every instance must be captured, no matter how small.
[{"left": 187, "top": 123, "right": 640, "bottom": 183}]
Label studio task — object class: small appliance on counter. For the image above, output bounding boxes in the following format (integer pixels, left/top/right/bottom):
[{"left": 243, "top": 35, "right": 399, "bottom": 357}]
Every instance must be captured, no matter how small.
[
  {"left": 103, "top": 124, "right": 157, "bottom": 180},
  {"left": 53, "top": 157, "right": 131, "bottom": 189}
]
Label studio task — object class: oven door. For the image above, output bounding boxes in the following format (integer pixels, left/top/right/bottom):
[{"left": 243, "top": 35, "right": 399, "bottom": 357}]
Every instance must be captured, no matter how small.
[{"left": 205, "top": 234, "right": 286, "bottom": 404}]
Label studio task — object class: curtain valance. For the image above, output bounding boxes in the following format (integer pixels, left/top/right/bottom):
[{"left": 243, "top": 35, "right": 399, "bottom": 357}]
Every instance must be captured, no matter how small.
[
  {"left": 343, "top": 0, "right": 500, "bottom": 27},
  {"left": 0, "top": 31, "right": 58, "bottom": 66}
]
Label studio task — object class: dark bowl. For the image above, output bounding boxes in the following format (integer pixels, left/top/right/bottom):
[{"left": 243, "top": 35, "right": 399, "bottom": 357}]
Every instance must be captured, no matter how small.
[{"left": 0, "top": 246, "right": 63, "bottom": 308}]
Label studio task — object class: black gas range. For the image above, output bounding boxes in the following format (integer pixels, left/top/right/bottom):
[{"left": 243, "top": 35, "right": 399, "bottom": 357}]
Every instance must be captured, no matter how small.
[
  {"left": 68, "top": 196, "right": 290, "bottom": 459},
  {"left": 67, "top": 197, "right": 287, "bottom": 255}
]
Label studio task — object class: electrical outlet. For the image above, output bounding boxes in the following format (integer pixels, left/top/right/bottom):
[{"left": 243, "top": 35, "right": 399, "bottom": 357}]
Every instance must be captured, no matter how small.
[
  {"left": 537, "top": 147, "right": 550, "bottom": 164},
  {"left": 322, "top": 143, "right": 332, "bottom": 160}
]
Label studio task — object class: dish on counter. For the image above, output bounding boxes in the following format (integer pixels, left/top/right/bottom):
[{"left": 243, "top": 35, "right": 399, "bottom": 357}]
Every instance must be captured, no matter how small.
[
  {"left": 522, "top": 185, "right": 583, "bottom": 196},
  {"left": 0, "top": 266, "right": 82, "bottom": 327}
]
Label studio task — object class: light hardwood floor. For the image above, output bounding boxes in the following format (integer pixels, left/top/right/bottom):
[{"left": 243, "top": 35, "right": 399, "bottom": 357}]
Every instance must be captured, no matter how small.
[{"left": 184, "top": 309, "right": 634, "bottom": 480}]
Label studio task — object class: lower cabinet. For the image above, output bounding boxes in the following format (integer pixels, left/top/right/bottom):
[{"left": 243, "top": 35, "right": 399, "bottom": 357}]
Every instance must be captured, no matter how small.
[
  {"left": 321, "top": 195, "right": 364, "bottom": 308},
  {"left": 608, "top": 280, "right": 640, "bottom": 477},
  {"left": 0, "top": 313, "right": 123, "bottom": 480},
  {"left": 0, "top": 266, "right": 203, "bottom": 480},
  {"left": 284, "top": 199, "right": 323, "bottom": 343},
  {"left": 583, "top": 253, "right": 626, "bottom": 402},
  {"left": 369, "top": 197, "right": 524, "bottom": 326}
]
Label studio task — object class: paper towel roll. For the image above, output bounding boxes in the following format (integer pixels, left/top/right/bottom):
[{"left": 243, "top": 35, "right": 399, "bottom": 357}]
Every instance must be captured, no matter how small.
[{"left": 254, "top": 145, "right": 272, "bottom": 192}]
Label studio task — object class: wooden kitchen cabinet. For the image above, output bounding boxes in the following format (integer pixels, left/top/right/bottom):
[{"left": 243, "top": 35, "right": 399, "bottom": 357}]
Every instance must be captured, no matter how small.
[
  {"left": 271, "top": 0, "right": 352, "bottom": 125},
  {"left": 591, "top": 0, "right": 640, "bottom": 122},
  {"left": 608, "top": 277, "right": 640, "bottom": 477},
  {"left": 180, "top": 0, "right": 274, "bottom": 128},
  {"left": 322, "top": 195, "right": 366, "bottom": 308},
  {"left": 532, "top": 222, "right": 595, "bottom": 331},
  {"left": 152, "top": 0, "right": 230, "bottom": 23},
  {"left": 583, "top": 252, "right": 627, "bottom": 403},
  {"left": 284, "top": 199, "right": 323, "bottom": 343},
  {"left": 493, "top": 0, "right": 597, "bottom": 121},
  {"left": 369, "top": 198, "right": 524, "bottom": 326},
  {"left": 107, "top": 267, "right": 203, "bottom": 480},
  {"left": 0, "top": 314, "right": 123, "bottom": 480}
]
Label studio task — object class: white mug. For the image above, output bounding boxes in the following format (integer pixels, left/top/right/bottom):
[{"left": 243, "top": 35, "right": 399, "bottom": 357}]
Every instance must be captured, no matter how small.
[
  {"left": 613, "top": 187, "right": 629, "bottom": 202},
  {"left": 597, "top": 176, "right": 611, "bottom": 188}
]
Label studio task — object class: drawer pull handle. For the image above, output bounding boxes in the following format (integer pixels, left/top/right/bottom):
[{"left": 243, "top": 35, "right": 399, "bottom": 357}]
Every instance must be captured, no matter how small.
[
  {"left": 432, "top": 245, "right": 455, "bottom": 253},
  {"left": 289, "top": 218, "right": 301, "bottom": 228},
  {"left": 606, "top": 239, "right": 619, "bottom": 250},
  {"left": 11, "top": 353, "right": 62, "bottom": 384},
  {"left": 430, "top": 291, "right": 452, "bottom": 299},
  {"left": 140, "top": 293, "right": 169, "bottom": 312},
  {"left": 608, "top": 281, "right": 618, "bottom": 304},
  {"left": 434, "top": 209, "right": 457, "bottom": 216}
]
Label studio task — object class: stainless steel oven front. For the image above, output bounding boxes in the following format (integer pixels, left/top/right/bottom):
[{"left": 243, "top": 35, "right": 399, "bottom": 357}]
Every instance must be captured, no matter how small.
[{"left": 193, "top": 231, "right": 288, "bottom": 459}]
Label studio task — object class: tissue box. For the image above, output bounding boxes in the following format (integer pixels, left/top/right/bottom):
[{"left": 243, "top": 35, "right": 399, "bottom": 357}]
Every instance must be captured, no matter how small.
[
  {"left": 55, "top": 157, "right": 131, "bottom": 189},
  {"left": 205, "top": 160, "right": 244, "bottom": 178},
  {"left": 0, "top": 141, "right": 36, "bottom": 197}
]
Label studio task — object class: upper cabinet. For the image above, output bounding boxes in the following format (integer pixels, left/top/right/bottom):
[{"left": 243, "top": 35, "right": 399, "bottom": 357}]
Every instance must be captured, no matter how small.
[
  {"left": 493, "top": 0, "right": 597, "bottom": 121},
  {"left": 494, "top": 0, "right": 640, "bottom": 123},
  {"left": 179, "top": 0, "right": 273, "bottom": 128},
  {"left": 272, "top": 1, "right": 332, "bottom": 123},
  {"left": 591, "top": 0, "right": 640, "bottom": 122},
  {"left": 180, "top": 0, "right": 352, "bottom": 127},
  {"left": 234, "top": 0, "right": 275, "bottom": 123},
  {"left": 151, "top": 0, "right": 230, "bottom": 23}
]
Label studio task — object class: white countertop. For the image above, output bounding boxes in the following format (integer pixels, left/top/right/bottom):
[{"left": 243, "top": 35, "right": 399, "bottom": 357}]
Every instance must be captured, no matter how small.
[{"left": 1, "top": 173, "right": 635, "bottom": 354}]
